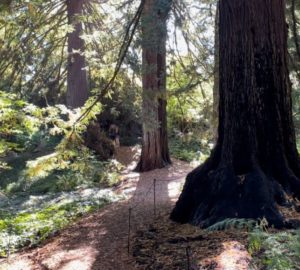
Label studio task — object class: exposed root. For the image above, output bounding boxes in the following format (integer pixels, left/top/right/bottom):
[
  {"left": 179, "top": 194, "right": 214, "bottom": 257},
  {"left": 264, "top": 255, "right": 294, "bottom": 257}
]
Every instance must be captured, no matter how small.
[{"left": 171, "top": 161, "right": 300, "bottom": 228}]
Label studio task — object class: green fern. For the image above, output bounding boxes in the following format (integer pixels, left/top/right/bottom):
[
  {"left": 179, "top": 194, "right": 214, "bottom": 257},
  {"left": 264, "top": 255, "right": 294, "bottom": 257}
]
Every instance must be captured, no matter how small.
[
  {"left": 206, "top": 218, "right": 257, "bottom": 231},
  {"left": 249, "top": 229, "right": 300, "bottom": 269}
]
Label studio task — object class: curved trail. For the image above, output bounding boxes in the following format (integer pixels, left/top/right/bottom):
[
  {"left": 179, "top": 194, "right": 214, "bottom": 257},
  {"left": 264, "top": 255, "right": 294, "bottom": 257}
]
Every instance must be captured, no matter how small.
[{"left": 1, "top": 147, "right": 193, "bottom": 270}]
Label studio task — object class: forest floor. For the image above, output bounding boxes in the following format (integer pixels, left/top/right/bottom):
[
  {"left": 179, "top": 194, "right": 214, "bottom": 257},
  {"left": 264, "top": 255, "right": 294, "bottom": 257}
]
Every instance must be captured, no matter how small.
[{"left": 0, "top": 146, "right": 251, "bottom": 270}]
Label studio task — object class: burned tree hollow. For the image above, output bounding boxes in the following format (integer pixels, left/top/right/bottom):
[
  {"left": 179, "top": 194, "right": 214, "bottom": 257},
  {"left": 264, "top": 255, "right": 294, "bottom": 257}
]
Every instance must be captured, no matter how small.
[{"left": 171, "top": 0, "right": 300, "bottom": 228}]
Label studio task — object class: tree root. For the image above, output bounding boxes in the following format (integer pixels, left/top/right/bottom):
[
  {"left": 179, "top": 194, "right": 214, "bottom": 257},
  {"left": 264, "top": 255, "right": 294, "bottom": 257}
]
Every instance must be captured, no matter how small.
[{"left": 170, "top": 162, "right": 300, "bottom": 229}]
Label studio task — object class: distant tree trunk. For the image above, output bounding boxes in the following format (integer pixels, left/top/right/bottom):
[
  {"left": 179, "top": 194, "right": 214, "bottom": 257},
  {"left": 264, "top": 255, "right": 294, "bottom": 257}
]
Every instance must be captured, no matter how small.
[
  {"left": 212, "top": 1, "right": 219, "bottom": 141},
  {"left": 66, "top": 0, "right": 88, "bottom": 108},
  {"left": 135, "top": 0, "right": 172, "bottom": 172},
  {"left": 171, "top": 0, "right": 300, "bottom": 228},
  {"left": 291, "top": 0, "right": 300, "bottom": 62}
]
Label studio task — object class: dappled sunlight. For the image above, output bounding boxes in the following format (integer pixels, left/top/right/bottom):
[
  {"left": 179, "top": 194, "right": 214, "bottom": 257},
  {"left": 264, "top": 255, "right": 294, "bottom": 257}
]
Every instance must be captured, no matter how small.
[
  {"left": 215, "top": 241, "right": 251, "bottom": 270},
  {"left": 115, "top": 146, "right": 193, "bottom": 205},
  {"left": 123, "top": 171, "right": 140, "bottom": 180},
  {"left": 0, "top": 147, "right": 194, "bottom": 270},
  {"left": 131, "top": 211, "right": 251, "bottom": 270},
  {"left": 1, "top": 0, "right": 298, "bottom": 267},
  {"left": 42, "top": 247, "right": 98, "bottom": 270},
  {"left": 168, "top": 180, "right": 183, "bottom": 200},
  {"left": 0, "top": 258, "right": 33, "bottom": 270},
  {"left": 25, "top": 152, "right": 60, "bottom": 180},
  {"left": 128, "top": 157, "right": 193, "bottom": 207},
  {"left": 115, "top": 146, "right": 141, "bottom": 171}
]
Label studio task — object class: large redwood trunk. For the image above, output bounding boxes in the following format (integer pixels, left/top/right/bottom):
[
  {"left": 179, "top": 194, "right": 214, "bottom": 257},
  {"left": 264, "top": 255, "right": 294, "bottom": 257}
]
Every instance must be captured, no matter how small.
[
  {"left": 136, "top": 0, "right": 172, "bottom": 172},
  {"left": 171, "top": 0, "right": 300, "bottom": 228},
  {"left": 212, "top": 1, "right": 219, "bottom": 140},
  {"left": 66, "top": 0, "right": 88, "bottom": 108}
]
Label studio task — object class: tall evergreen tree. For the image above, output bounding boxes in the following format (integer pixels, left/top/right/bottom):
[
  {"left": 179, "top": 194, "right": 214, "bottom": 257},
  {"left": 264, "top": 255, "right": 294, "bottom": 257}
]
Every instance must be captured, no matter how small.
[
  {"left": 171, "top": 0, "right": 300, "bottom": 228},
  {"left": 66, "top": 0, "right": 88, "bottom": 108},
  {"left": 136, "top": 0, "right": 172, "bottom": 172}
]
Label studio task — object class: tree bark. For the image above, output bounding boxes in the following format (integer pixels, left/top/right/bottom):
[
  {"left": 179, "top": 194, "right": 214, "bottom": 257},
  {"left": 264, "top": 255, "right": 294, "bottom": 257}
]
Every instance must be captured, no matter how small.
[
  {"left": 135, "top": 0, "right": 172, "bottom": 172},
  {"left": 212, "top": 1, "right": 219, "bottom": 141},
  {"left": 171, "top": 0, "right": 300, "bottom": 228},
  {"left": 66, "top": 0, "right": 88, "bottom": 108},
  {"left": 291, "top": 0, "right": 300, "bottom": 62}
]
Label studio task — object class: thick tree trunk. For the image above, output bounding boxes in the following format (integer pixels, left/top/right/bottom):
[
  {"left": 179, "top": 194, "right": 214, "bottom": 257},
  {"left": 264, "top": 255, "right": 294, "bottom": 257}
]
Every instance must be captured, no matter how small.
[
  {"left": 212, "top": 1, "right": 219, "bottom": 141},
  {"left": 171, "top": 0, "right": 300, "bottom": 228},
  {"left": 66, "top": 0, "right": 88, "bottom": 108},
  {"left": 135, "top": 0, "right": 172, "bottom": 172}
]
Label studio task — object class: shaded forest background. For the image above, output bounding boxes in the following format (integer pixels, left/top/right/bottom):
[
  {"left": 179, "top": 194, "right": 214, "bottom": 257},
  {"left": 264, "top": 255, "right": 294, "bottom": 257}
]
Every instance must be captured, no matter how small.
[
  {"left": 0, "top": 0, "right": 299, "bottom": 154},
  {"left": 0, "top": 0, "right": 299, "bottom": 264}
]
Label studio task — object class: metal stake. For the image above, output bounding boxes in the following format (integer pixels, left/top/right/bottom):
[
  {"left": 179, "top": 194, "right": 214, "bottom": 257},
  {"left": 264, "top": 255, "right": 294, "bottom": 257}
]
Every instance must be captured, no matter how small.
[
  {"left": 128, "top": 207, "right": 132, "bottom": 254},
  {"left": 153, "top": 178, "right": 157, "bottom": 218}
]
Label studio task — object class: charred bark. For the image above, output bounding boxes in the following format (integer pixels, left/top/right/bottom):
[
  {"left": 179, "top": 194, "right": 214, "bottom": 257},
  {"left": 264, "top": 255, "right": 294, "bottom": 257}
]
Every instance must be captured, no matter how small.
[
  {"left": 136, "top": 0, "right": 172, "bottom": 172},
  {"left": 171, "top": 0, "right": 300, "bottom": 228},
  {"left": 66, "top": 0, "right": 88, "bottom": 108}
]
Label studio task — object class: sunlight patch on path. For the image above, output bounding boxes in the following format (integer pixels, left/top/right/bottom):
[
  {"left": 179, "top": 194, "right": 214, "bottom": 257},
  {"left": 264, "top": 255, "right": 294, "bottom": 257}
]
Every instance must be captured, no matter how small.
[
  {"left": 168, "top": 179, "right": 184, "bottom": 200},
  {"left": 42, "top": 246, "right": 97, "bottom": 270},
  {"left": 215, "top": 241, "right": 251, "bottom": 270},
  {"left": 0, "top": 258, "right": 33, "bottom": 270}
]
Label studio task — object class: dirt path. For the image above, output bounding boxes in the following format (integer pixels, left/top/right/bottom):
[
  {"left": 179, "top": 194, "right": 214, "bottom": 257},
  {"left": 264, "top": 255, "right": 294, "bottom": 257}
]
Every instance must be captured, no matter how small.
[
  {"left": 0, "top": 147, "right": 193, "bottom": 270},
  {"left": 1, "top": 147, "right": 251, "bottom": 270}
]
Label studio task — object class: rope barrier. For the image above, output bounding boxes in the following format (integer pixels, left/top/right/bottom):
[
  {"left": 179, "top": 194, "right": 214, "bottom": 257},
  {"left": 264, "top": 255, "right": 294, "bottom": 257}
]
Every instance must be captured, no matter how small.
[
  {"left": 129, "top": 181, "right": 155, "bottom": 210},
  {"left": 126, "top": 176, "right": 186, "bottom": 254},
  {"left": 154, "top": 177, "right": 186, "bottom": 182}
]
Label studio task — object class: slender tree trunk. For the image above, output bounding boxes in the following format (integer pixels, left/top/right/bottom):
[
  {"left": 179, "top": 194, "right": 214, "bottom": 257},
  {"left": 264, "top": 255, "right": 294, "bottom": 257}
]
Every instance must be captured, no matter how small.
[
  {"left": 135, "top": 0, "right": 172, "bottom": 172},
  {"left": 171, "top": 0, "right": 300, "bottom": 228},
  {"left": 291, "top": 0, "right": 300, "bottom": 62},
  {"left": 66, "top": 0, "right": 88, "bottom": 108}
]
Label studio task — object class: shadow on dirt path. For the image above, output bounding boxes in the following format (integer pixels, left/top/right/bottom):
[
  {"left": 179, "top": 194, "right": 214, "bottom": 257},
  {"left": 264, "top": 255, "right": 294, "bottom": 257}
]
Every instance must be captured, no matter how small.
[{"left": 0, "top": 147, "right": 193, "bottom": 270}]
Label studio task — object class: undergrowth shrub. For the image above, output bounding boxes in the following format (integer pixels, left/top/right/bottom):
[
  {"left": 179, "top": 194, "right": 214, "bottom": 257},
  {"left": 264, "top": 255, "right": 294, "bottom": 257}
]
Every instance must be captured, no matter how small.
[
  {"left": 169, "top": 135, "right": 213, "bottom": 163},
  {"left": 0, "top": 189, "right": 124, "bottom": 257},
  {"left": 0, "top": 91, "right": 68, "bottom": 157},
  {"left": 248, "top": 227, "right": 300, "bottom": 270},
  {"left": 3, "top": 149, "right": 123, "bottom": 195},
  {"left": 0, "top": 93, "right": 125, "bottom": 257}
]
